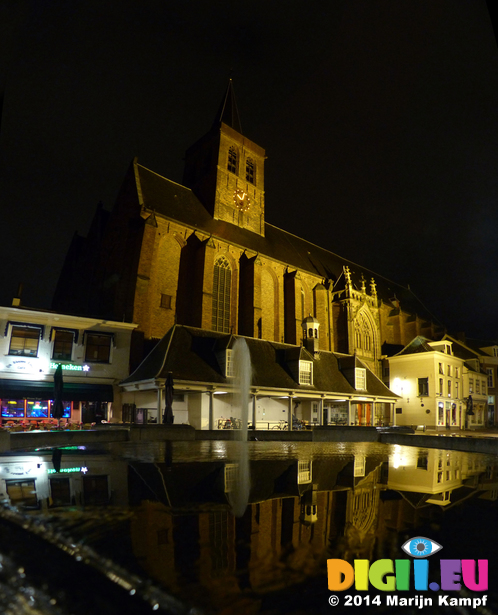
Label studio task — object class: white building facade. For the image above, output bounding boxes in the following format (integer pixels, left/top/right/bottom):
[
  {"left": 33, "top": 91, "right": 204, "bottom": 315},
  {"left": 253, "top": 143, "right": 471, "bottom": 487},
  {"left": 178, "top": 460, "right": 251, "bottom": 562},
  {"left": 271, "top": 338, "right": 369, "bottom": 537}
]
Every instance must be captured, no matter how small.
[
  {"left": 0, "top": 305, "right": 136, "bottom": 424},
  {"left": 388, "top": 337, "right": 486, "bottom": 430}
]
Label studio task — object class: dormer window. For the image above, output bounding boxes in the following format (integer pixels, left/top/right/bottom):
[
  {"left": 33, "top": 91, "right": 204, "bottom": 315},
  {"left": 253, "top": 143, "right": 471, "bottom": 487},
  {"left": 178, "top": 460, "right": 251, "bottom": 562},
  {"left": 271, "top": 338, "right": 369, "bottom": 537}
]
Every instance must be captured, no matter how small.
[
  {"left": 355, "top": 368, "right": 366, "bottom": 390},
  {"left": 299, "top": 361, "right": 312, "bottom": 385},
  {"left": 246, "top": 158, "right": 255, "bottom": 184},
  {"left": 228, "top": 146, "right": 237, "bottom": 174}
]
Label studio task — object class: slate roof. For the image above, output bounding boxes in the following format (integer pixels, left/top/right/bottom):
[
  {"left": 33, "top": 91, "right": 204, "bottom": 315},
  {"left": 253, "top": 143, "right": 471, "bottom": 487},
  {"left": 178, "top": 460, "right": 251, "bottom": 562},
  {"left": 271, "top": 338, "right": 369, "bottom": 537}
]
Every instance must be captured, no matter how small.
[
  {"left": 212, "top": 78, "right": 242, "bottom": 134},
  {"left": 130, "top": 458, "right": 354, "bottom": 508},
  {"left": 135, "top": 163, "right": 439, "bottom": 323},
  {"left": 121, "top": 325, "right": 398, "bottom": 399},
  {"left": 392, "top": 335, "right": 436, "bottom": 356},
  {"left": 465, "top": 338, "right": 498, "bottom": 352}
]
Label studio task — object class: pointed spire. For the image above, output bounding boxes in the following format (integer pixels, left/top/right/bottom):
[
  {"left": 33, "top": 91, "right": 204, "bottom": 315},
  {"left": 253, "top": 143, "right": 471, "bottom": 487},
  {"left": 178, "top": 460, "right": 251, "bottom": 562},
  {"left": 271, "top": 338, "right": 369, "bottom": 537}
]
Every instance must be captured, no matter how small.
[{"left": 212, "top": 78, "right": 242, "bottom": 134}]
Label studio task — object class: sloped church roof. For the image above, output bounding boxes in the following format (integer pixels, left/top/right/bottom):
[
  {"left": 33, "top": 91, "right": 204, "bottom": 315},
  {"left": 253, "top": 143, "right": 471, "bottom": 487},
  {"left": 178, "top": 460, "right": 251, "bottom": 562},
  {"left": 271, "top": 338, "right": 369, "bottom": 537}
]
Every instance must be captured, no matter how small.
[{"left": 134, "top": 161, "right": 436, "bottom": 320}]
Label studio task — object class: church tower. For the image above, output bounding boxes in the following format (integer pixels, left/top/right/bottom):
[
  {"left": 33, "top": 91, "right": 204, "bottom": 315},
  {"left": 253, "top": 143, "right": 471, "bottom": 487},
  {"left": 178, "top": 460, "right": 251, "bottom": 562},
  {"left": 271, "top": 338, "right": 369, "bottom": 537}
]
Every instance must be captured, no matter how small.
[{"left": 182, "top": 80, "right": 266, "bottom": 236}]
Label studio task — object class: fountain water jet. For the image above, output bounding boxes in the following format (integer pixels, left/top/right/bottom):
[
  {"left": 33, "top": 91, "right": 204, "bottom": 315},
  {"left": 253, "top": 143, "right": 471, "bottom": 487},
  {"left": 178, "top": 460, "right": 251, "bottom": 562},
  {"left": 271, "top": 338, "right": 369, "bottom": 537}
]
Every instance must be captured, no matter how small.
[{"left": 228, "top": 338, "right": 252, "bottom": 517}]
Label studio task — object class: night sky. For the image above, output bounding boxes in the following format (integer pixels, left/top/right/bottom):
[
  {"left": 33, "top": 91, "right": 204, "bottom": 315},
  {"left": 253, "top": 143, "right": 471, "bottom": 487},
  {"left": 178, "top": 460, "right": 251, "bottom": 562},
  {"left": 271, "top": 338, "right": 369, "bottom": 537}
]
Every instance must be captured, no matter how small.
[{"left": 1, "top": 1, "right": 498, "bottom": 340}]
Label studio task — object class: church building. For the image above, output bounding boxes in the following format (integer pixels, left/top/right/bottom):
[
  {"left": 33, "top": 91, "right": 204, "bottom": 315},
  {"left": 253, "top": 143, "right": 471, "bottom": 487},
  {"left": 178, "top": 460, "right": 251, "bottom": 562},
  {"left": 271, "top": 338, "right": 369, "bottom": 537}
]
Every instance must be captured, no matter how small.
[{"left": 53, "top": 81, "right": 444, "bottom": 427}]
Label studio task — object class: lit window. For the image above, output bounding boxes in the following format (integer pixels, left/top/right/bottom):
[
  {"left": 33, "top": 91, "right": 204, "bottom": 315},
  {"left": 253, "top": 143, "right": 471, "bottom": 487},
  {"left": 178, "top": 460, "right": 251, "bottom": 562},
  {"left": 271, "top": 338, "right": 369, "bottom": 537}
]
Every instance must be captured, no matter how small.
[
  {"left": 469, "top": 378, "right": 474, "bottom": 394},
  {"left": 298, "top": 460, "right": 312, "bottom": 483},
  {"left": 228, "top": 146, "right": 237, "bottom": 174},
  {"left": 27, "top": 400, "right": 48, "bottom": 418},
  {"left": 85, "top": 334, "right": 112, "bottom": 363},
  {"left": 6, "top": 480, "right": 38, "bottom": 508},
  {"left": 354, "top": 456, "right": 366, "bottom": 477},
  {"left": 52, "top": 330, "right": 74, "bottom": 361},
  {"left": 246, "top": 158, "right": 255, "bottom": 184},
  {"left": 355, "top": 368, "right": 366, "bottom": 390},
  {"left": 299, "top": 361, "right": 313, "bottom": 385},
  {"left": 487, "top": 368, "right": 494, "bottom": 388},
  {"left": 9, "top": 325, "right": 41, "bottom": 357},
  {"left": 1, "top": 399, "right": 25, "bottom": 418},
  {"left": 212, "top": 257, "right": 231, "bottom": 333},
  {"left": 438, "top": 402, "right": 444, "bottom": 425},
  {"left": 447, "top": 380, "right": 451, "bottom": 397},
  {"left": 418, "top": 378, "right": 429, "bottom": 396}
]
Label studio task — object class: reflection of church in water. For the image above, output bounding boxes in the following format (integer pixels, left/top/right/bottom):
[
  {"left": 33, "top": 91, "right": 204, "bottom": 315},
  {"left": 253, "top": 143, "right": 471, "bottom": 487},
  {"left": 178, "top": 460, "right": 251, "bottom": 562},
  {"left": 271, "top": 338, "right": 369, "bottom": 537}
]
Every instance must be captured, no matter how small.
[
  {"left": 53, "top": 81, "right": 443, "bottom": 426},
  {"left": 1, "top": 446, "right": 495, "bottom": 611},
  {"left": 127, "top": 449, "right": 498, "bottom": 609}
]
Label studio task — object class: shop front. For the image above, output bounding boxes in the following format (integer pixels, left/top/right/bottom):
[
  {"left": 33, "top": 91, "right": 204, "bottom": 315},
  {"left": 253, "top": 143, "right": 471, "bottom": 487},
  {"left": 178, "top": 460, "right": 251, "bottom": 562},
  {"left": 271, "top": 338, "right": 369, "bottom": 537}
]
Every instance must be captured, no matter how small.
[{"left": 0, "top": 380, "right": 114, "bottom": 425}]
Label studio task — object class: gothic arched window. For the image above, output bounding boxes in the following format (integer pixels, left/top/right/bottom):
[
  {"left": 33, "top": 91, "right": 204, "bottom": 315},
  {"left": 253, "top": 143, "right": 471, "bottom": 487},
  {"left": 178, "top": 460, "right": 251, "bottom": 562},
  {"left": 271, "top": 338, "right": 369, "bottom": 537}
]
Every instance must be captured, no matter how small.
[
  {"left": 355, "top": 313, "right": 374, "bottom": 354},
  {"left": 246, "top": 158, "right": 255, "bottom": 184},
  {"left": 355, "top": 326, "right": 362, "bottom": 349},
  {"left": 212, "top": 256, "right": 232, "bottom": 333},
  {"left": 228, "top": 146, "right": 237, "bottom": 174},
  {"left": 363, "top": 319, "right": 372, "bottom": 351}
]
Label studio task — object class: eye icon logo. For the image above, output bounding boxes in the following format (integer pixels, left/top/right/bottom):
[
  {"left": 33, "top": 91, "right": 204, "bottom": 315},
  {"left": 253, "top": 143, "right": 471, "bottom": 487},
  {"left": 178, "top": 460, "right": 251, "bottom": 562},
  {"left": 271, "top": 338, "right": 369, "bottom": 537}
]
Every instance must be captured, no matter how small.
[{"left": 401, "top": 536, "right": 443, "bottom": 558}]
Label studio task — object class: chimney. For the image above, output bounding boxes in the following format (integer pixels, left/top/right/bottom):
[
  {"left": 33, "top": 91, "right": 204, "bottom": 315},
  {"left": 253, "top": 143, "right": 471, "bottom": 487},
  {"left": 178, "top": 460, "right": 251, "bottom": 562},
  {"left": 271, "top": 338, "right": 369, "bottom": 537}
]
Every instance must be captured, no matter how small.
[{"left": 12, "top": 283, "right": 22, "bottom": 307}]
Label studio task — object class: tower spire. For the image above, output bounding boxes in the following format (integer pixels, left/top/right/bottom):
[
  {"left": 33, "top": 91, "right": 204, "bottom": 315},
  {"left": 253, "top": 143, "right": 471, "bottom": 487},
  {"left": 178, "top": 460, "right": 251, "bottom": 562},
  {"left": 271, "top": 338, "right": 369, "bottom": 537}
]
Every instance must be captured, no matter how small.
[{"left": 212, "top": 78, "right": 242, "bottom": 134}]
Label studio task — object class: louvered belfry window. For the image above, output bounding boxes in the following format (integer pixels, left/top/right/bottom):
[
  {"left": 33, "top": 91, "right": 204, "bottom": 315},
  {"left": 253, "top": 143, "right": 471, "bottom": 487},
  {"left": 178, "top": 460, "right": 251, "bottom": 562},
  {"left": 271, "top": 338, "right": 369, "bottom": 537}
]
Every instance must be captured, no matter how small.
[
  {"left": 227, "top": 146, "right": 237, "bottom": 174},
  {"left": 212, "top": 256, "right": 231, "bottom": 333}
]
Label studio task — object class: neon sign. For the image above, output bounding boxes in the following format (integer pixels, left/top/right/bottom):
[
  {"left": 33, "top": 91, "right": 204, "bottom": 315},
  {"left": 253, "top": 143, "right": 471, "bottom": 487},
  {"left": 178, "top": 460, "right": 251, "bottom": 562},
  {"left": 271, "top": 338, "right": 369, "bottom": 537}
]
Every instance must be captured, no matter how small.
[
  {"left": 50, "top": 363, "right": 90, "bottom": 372},
  {"left": 47, "top": 466, "right": 88, "bottom": 474}
]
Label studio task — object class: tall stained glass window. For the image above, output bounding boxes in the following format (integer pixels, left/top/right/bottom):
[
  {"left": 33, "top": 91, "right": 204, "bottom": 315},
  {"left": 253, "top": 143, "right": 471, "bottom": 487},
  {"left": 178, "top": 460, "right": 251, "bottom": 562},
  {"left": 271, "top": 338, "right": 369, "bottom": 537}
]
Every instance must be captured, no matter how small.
[{"left": 212, "top": 256, "right": 231, "bottom": 333}]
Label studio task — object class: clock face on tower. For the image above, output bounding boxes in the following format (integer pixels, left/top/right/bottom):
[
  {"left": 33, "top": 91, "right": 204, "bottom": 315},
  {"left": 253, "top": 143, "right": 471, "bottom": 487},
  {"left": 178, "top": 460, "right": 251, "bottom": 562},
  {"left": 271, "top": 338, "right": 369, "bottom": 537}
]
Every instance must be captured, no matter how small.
[{"left": 233, "top": 189, "right": 251, "bottom": 212}]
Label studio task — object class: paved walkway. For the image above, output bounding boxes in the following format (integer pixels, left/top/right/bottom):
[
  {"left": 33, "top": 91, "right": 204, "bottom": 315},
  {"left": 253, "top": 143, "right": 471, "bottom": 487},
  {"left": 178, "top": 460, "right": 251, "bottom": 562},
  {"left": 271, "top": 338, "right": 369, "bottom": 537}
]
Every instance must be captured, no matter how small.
[{"left": 424, "top": 428, "right": 498, "bottom": 439}]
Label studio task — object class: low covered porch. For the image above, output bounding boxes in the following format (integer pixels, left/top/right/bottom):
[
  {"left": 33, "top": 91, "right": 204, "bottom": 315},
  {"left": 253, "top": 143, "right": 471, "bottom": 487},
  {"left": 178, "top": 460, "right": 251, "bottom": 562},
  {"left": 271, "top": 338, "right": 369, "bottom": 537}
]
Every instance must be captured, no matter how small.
[{"left": 119, "top": 325, "right": 398, "bottom": 429}]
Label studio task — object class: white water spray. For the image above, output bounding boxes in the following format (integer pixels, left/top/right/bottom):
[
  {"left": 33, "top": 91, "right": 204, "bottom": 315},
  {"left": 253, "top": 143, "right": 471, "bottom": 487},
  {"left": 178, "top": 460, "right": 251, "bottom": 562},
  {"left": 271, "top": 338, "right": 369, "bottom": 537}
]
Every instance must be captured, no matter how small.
[{"left": 228, "top": 338, "right": 252, "bottom": 517}]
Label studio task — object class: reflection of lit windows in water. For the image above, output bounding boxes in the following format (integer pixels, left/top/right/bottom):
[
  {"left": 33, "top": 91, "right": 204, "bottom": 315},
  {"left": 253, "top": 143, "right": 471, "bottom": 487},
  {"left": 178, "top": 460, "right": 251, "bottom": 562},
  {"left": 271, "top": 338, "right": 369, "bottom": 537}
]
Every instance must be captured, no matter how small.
[{"left": 6, "top": 480, "right": 38, "bottom": 508}]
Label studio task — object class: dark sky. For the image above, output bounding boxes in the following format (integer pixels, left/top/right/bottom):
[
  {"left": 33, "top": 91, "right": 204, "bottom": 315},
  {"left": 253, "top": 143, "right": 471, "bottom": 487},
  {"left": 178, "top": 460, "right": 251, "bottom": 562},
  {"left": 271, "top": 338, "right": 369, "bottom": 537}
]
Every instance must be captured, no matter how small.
[{"left": 1, "top": 0, "right": 498, "bottom": 340}]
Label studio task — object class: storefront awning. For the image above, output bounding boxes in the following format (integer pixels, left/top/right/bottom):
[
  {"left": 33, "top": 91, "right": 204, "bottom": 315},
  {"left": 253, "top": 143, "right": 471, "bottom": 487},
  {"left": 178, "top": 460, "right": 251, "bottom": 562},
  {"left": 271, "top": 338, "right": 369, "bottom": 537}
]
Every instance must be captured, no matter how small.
[{"left": 0, "top": 380, "right": 114, "bottom": 402}]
